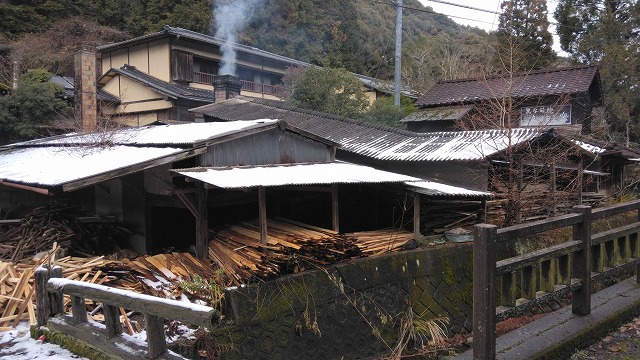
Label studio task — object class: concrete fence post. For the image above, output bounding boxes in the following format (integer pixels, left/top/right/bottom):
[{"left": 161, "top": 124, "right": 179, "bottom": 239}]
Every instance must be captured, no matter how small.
[
  {"left": 473, "top": 223, "right": 497, "bottom": 360},
  {"left": 572, "top": 205, "right": 592, "bottom": 315}
]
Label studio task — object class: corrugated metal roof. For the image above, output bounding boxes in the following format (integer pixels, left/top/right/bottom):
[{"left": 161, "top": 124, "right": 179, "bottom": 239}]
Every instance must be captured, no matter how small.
[
  {"left": 400, "top": 105, "right": 474, "bottom": 123},
  {"left": 97, "top": 26, "right": 417, "bottom": 98},
  {"left": 7, "top": 119, "right": 278, "bottom": 148},
  {"left": 190, "top": 96, "right": 543, "bottom": 161},
  {"left": 0, "top": 120, "right": 284, "bottom": 191},
  {"left": 173, "top": 162, "right": 422, "bottom": 189},
  {"left": 416, "top": 66, "right": 601, "bottom": 107},
  {"left": 405, "top": 181, "right": 492, "bottom": 198},
  {"left": 571, "top": 139, "right": 606, "bottom": 155},
  {"left": 99, "top": 66, "right": 214, "bottom": 103},
  {"left": 0, "top": 145, "right": 186, "bottom": 189}
]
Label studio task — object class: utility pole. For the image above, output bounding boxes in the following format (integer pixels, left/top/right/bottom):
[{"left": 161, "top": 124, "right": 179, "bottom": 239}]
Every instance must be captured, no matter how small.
[{"left": 394, "top": 0, "right": 403, "bottom": 107}]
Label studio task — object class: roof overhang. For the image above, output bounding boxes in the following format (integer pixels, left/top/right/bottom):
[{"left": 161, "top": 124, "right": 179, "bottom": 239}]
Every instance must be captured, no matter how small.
[
  {"left": 0, "top": 146, "right": 205, "bottom": 194},
  {"left": 405, "top": 180, "right": 493, "bottom": 199}
]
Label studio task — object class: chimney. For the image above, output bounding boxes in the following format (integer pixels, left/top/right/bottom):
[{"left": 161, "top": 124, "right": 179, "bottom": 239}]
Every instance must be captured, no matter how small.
[
  {"left": 74, "top": 45, "right": 98, "bottom": 132},
  {"left": 213, "top": 75, "right": 242, "bottom": 102}
]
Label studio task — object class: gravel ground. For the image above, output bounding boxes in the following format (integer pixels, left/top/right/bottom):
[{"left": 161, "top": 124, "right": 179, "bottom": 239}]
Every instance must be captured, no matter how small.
[{"left": 570, "top": 316, "right": 640, "bottom": 360}]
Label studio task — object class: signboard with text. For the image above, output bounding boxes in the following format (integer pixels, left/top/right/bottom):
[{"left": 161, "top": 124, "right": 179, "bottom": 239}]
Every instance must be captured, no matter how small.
[{"left": 520, "top": 105, "right": 572, "bottom": 127}]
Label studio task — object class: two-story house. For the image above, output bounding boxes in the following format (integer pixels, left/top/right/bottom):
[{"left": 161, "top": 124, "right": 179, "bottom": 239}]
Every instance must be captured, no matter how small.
[
  {"left": 96, "top": 25, "right": 410, "bottom": 126},
  {"left": 401, "top": 65, "right": 603, "bottom": 134}
]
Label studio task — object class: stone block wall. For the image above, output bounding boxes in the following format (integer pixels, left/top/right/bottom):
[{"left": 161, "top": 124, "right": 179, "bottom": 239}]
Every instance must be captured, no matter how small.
[{"left": 213, "top": 245, "right": 473, "bottom": 359}]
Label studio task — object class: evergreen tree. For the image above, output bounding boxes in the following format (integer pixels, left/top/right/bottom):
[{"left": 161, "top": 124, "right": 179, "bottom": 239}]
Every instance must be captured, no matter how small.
[
  {"left": 289, "top": 67, "right": 369, "bottom": 118},
  {"left": 494, "top": 0, "right": 556, "bottom": 72},
  {"left": 0, "top": 70, "right": 71, "bottom": 144},
  {"left": 555, "top": 0, "right": 640, "bottom": 145}
]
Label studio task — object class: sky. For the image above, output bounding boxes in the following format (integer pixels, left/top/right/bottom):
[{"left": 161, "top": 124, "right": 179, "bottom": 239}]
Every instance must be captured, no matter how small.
[{"left": 417, "top": 0, "right": 567, "bottom": 55}]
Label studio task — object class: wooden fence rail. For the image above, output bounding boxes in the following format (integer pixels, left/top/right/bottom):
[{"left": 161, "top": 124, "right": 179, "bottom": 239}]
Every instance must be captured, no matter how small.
[
  {"left": 35, "top": 266, "right": 219, "bottom": 359},
  {"left": 473, "top": 200, "right": 640, "bottom": 360}
]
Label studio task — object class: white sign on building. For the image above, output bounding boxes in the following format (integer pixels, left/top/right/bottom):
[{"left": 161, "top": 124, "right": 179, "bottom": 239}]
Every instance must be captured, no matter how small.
[{"left": 520, "top": 105, "right": 571, "bottom": 127}]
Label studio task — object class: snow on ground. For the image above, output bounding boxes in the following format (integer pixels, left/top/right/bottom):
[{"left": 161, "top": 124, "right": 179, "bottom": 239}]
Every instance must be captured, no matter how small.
[{"left": 0, "top": 322, "right": 86, "bottom": 360}]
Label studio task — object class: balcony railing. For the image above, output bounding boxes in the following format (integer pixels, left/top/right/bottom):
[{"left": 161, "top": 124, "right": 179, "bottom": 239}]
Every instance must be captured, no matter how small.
[
  {"left": 240, "top": 80, "right": 277, "bottom": 95},
  {"left": 192, "top": 72, "right": 278, "bottom": 95}
]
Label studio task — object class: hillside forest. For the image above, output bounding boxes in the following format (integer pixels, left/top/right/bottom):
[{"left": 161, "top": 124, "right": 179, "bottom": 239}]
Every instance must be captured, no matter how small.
[{"left": 0, "top": 0, "right": 639, "bottom": 144}]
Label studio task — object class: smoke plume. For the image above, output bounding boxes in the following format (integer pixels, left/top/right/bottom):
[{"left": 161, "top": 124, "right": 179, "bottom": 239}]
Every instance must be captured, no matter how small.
[{"left": 213, "top": 0, "right": 260, "bottom": 76}]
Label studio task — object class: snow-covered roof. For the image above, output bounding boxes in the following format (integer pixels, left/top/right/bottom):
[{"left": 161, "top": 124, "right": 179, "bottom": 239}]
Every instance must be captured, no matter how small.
[
  {"left": 405, "top": 180, "right": 492, "bottom": 198},
  {"left": 0, "top": 120, "right": 281, "bottom": 193},
  {"left": 0, "top": 145, "right": 190, "bottom": 192},
  {"left": 8, "top": 120, "right": 278, "bottom": 148},
  {"left": 173, "top": 162, "right": 422, "bottom": 189}
]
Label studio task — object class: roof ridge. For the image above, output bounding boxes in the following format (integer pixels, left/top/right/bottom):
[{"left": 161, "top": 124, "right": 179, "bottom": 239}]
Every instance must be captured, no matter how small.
[
  {"left": 435, "top": 65, "right": 597, "bottom": 85},
  {"left": 244, "top": 97, "right": 543, "bottom": 139}
]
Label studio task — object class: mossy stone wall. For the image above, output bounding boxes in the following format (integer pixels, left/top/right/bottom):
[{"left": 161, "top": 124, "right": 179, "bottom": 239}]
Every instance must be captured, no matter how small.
[{"left": 213, "top": 245, "right": 473, "bottom": 359}]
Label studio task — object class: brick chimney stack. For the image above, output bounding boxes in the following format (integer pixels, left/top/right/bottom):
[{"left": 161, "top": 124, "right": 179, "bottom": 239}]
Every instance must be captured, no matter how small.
[
  {"left": 74, "top": 45, "right": 98, "bottom": 132},
  {"left": 213, "top": 75, "right": 242, "bottom": 102}
]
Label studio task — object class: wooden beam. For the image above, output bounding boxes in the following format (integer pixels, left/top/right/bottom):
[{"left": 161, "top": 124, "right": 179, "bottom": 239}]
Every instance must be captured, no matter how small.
[
  {"left": 195, "top": 182, "right": 208, "bottom": 259},
  {"left": 413, "top": 192, "right": 421, "bottom": 239},
  {"left": 0, "top": 181, "right": 50, "bottom": 195},
  {"left": 175, "top": 193, "right": 197, "bottom": 218},
  {"left": 62, "top": 147, "right": 205, "bottom": 192},
  {"left": 332, "top": 184, "right": 339, "bottom": 232},
  {"left": 258, "top": 187, "right": 267, "bottom": 244}
]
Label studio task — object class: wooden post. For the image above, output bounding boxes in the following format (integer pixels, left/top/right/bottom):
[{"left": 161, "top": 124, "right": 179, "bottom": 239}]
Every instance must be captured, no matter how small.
[
  {"left": 103, "top": 304, "right": 122, "bottom": 338},
  {"left": 195, "top": 182, "right": 208, "bottom": 259},
  {"left": 332, "top": 184, "right": 340, "bottom": 233},
  {"left": 71, "top": 295, "right": 88, "bottom": 324},
  {"left": 145, "top": 313, "right": 167, "bottom": 359},
  {"left": 550, "top": 163, "right": 557, "bottom": 216},
  {"left": 413, "top": 192, "right": 421, "bottom": 239},
  {"left": 35, "top": 267, "right": 51, "bottom": 326},
  {"left": 473, "top": 224, "right": 497, "bottom": 360},
  {"left": 258, "top": 186, "right": 268, "bottom": 244},
  {"left": 572, "top": 205, "right": 592, "bottom": 315},
  {"left": 637, "top": 207, "right": 640, "bottom": 284},
  {"left": 49, "top": 266, "right": 64, "bottom": 315}
]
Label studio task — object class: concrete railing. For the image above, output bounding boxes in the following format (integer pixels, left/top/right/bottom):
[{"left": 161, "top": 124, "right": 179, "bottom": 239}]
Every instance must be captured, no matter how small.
[{"left": 472, "top": 200, "right": 640, "bottom": 359}]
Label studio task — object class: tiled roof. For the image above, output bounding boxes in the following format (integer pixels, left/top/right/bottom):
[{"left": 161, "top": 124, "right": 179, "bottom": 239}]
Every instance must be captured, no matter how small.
[
  {"left": 99, "top": 65, "right": 214, "bottom": 103},
  {"left": 416, "top": 66, "right": 601, "bottom": 107},
  {"left": 190, "top": 96, "right": 544, "bottom": 161},
  {"left": 97, "top": 26, "right": 417, "bottom": 98},
  {"left": 51, "top": 75, "right": 120, "bottom": 103},
  {"left": 400, "top": 105, "right": 474, "bottom": 123}
]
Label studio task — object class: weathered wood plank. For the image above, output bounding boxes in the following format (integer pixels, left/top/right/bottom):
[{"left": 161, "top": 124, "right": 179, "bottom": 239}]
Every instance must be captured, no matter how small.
[{"left": 46, "top": 279, "right": 218, "bottom": 328}]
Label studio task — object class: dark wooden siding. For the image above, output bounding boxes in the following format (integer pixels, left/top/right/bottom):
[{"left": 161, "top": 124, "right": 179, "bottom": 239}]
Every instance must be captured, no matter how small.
[
  {"left": 171, "top": 50, "right": 193, "bottom": 83},
  {"left": 337, "top": 151, "right": 488, "bottom": 191},
  {"left": 203, "top": 128, "right": 332, "bottom": 167}
]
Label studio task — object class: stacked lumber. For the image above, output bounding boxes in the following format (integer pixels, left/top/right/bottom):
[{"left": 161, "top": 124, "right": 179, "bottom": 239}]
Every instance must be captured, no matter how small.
[
  {"left": 422, "top": 200, "right": 483, "bottom": 234},
  {"left": 100, "top": 252, "right": 224, "bottom": 299},
  {"left": 348, "top": 229, "right": 414, "bottom": 256},
  {"left": 209, "top": 218, "right": 363, "bottom": 285}
]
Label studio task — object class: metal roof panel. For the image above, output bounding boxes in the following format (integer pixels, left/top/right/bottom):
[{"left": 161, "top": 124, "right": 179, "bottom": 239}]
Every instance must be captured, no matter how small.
[{"left": 174, "top": 161, "right": 422, "bottom": 189}]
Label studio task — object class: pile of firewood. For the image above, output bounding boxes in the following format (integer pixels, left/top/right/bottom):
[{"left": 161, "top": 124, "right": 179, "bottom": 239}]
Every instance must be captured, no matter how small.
[
  {"left": 0, "top": 242, "right": 115, "bottom": 331},
  {"left": 0, "top": 206, "right": 75, "bottom": 262},
  {"left": 0, "top": 205, "right": 124, "bottom": 263}
]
